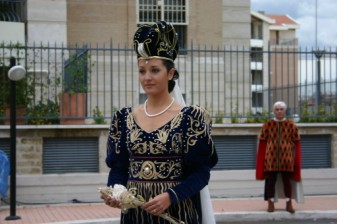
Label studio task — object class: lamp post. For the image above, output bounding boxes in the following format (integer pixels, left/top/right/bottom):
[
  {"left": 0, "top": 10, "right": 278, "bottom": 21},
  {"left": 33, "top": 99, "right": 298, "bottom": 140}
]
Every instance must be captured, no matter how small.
[
  {"left": 313, "top": 50, "right": 325, "bottom": 111},
  {"left": 5, "top": 57, "right": 26, "bottom": 221}
]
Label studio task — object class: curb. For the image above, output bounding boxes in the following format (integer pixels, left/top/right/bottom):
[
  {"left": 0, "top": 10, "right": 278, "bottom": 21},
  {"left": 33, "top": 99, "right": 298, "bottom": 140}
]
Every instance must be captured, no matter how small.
[
  {"left": 46, "top": 211, "right": 337, "bottom": 224},
  {"left": 215, "top": 210, "right": 337, "bottom": 223},
  {"left": 44, "top": 218, "right": 120, "bottom": 224}
]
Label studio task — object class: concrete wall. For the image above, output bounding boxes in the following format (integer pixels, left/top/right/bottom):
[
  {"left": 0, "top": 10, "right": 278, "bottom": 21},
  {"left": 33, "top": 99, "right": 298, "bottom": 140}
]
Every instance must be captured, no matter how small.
[
  {"left": 0, "top": 22, "right": 25, "bottom": 67},
  {"left": 0, "top": 22, "right": 25, "bottom": 45},
  {"left": 13, "top": 168, "right": 337, "bottom": 204},
  {"left": 188, "top": 0, "right": 223, "bottom": 46},
  {"left": 66, "top": 0, "right": 250, "bottom": 47},
  {"left": 210, "top": 168, "right": 337, "bottom": 199},
  {"left": 67, "top": 0, "right": 136, "bottom": 46},
  {"left": 27, "top": 0, "right": 67, "bottom": 44},
  {"left": 1, "top": 123, "right": 337, "bottom": 203},
  {"left": 222, "top": 0, "right": 251, "bottom": 46},
  {"left": 1, "top": 123, "right": 337, "bottom": 172}
]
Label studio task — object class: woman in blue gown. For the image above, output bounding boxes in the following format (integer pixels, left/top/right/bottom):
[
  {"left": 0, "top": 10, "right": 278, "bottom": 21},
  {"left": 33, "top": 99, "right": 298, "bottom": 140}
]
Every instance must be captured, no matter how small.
[{"left": 102, "top": 21, "right": 218, "bottom": 224}]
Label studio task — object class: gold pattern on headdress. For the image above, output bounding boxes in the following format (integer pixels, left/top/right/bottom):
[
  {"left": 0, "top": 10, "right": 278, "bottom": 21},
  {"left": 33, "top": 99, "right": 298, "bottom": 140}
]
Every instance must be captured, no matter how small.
[{"left": 134, "top": 21, "right": 178, "bottom": 62}]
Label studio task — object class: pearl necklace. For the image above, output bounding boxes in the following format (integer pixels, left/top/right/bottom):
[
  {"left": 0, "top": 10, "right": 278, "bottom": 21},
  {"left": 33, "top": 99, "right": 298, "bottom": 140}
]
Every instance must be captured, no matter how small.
[{"left": 144, "top": 97, "right": 175, "bottom": 117}]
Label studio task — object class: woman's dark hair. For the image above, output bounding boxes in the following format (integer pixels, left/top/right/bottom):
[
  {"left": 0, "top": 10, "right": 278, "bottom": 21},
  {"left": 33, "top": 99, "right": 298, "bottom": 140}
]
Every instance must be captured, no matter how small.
[{"left": 162, "top": 60, "right": 179, "bottom": 93}]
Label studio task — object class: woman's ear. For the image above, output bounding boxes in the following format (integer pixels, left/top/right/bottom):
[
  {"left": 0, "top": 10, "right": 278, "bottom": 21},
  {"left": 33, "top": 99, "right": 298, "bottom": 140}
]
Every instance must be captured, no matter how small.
[{"left": 168, "top": 68, "right": 175, "bottom": 80}]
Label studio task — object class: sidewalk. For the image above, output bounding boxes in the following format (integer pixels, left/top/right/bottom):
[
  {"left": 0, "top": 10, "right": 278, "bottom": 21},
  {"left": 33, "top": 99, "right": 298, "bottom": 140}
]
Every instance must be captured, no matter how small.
[{"left": 0, "top": 195, "right": 336, "bottom": 224}]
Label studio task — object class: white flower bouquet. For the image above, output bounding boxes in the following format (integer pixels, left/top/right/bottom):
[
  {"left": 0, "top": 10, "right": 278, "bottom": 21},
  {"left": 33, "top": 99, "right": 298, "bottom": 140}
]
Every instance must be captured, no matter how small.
[
  {"left": 98, "top": 184, "right": 184, "bottom": 224},
  {"left": 98, "top": 184, "right": 145, "bottom": 212}
]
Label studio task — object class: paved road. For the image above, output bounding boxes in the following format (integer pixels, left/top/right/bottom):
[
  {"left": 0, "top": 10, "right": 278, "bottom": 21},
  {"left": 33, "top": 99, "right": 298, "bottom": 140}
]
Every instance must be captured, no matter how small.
[{"left": 219, "top": 219, "right": 337, "bottom": 224}]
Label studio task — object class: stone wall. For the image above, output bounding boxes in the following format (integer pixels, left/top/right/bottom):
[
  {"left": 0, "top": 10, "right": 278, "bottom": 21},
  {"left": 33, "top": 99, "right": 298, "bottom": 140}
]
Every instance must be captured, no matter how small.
[
  {"left": 1, "top": 123, "right": 337, "bottom": 174},
  {"left": 0, "top": 123, "right": 336, "bottom": 203}
]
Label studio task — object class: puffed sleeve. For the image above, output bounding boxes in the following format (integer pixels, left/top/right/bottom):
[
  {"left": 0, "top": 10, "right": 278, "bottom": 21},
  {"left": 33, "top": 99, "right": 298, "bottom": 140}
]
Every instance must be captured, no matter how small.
[
  {"left": 106, "top": 108, "right": 130, "bottom": 187},
  {"left": 291, "top": 122, "right": 301, "bottom": 142},
  {"left": 291, "top": 122, "right": 302, "bottom": 181},
  {"left": 167, "top": 105, "right": 217, "bottom": 205},
  {"left": 256, "top": 121, "right": 269, "bottom": 180},
  {"left": 259, "top": 121, "right": 270, "bottom": 141}
]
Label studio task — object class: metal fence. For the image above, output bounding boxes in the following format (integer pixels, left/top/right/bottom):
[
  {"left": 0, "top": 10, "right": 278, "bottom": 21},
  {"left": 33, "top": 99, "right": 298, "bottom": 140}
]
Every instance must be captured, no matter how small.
[{"left": 1, "top": 43, "right": 337, "bottom": 125}]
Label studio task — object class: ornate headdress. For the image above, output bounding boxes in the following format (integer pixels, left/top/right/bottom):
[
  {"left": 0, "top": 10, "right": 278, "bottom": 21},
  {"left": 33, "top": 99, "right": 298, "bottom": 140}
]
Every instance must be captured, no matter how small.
[{"left": 133, "top": 21, "right": 179, "bottom": 62}]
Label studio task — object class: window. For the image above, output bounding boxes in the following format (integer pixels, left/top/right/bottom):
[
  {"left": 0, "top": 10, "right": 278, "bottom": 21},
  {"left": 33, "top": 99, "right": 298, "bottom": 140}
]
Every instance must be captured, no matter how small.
[
  {"left": 252, "top": 92, "right": 263, "bottom": 107},
  {"left": 0, "top": 0, "right": 26, "bottom": 22},
  {"left": 252, "top": 70, "right": 263, "bottom": 85},
  {"left": 250, "top": 47, "right": 263, "bottom": 62},
  {"left": 251, "top": 22, "right": 262, "bottom": 39},
  {"left": 174, "top": 25, "right": 187, "bottom": 53},
  {"left": 137, "top": 0, "right": 188, "bottom": 49}
]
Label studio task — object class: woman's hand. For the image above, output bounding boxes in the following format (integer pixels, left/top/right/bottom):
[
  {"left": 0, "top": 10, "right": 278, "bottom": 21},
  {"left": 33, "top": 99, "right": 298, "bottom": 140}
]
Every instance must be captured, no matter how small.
[
  {"left": 101, "top": 192, "right": 122, "bottom": 208},
  {"left": 142, "top": 192, "right": 171, "bottom": 216}
]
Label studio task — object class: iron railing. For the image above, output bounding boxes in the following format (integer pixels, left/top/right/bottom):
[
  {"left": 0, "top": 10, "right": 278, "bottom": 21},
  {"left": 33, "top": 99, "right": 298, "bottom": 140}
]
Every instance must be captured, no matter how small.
[{"left": 1, "top": 43, "right": 337, "bottom": 124}]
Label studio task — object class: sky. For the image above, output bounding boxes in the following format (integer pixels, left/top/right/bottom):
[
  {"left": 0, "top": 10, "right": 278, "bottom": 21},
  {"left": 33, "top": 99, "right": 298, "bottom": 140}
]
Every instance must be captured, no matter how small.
[{"left": 251, "top": 0, "right": 337, "bottom": 49}]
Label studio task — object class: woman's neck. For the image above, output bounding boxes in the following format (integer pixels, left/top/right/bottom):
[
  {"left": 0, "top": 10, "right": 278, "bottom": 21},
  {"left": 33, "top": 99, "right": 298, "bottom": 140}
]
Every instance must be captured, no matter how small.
[{"left": 145, "top": 94, "right": 173, "bottom": 107}]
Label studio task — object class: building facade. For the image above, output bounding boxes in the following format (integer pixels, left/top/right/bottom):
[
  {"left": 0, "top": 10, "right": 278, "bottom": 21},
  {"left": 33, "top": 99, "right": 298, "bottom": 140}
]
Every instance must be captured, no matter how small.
[
  {"left": 1, "top": 0, "right": 301, "bottom": 117},
  {"left": 250, "top": 11, "right": 299, "bottom": 114},
  {"left": 2, "top": 0, "right": 337, "bottom": 205}
]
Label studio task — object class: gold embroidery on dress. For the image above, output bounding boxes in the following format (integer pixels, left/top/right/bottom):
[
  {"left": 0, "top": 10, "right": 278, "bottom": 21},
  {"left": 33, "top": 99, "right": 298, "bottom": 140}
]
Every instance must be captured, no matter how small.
[
  {"left": 185, "top": 115, "right": 205, "bottom": 152},
  {"left": 171, "top": 133, "right": 182, "bottom": 153},
  {"left": 108, "top": 114, "right": 122, "bottom": 154},
  {"left": 126, "top": 179, "right": 199, "bottom": 223},
  {"left": 163, "top": 161, "right": 182, "bottom": 180},
  {"left": 150, "top": 142, "right": 167, "bottom": 154},
  {"left": 131, "top": 142, "right": 147, "bottom": 154},
  {"left": 184, "top": 106, "right": 214, "bottom": 154},
  {"left": 131, "top": 160, "right": 181, "bottom": 180},
  {"left": 171, "top": 112, "right": 183, "bottom": 130},
  {"left": 130, "top": 129, "right": 142, "bottom": 143},
  {"left": 156, "top": 129, "right": 169, "bottom": 144},
  {"left": 126, "top": 112, "right": 135, "bottom": 130},
  {"left": 126, "top": 182, "right": 197, "bottom": 223}
]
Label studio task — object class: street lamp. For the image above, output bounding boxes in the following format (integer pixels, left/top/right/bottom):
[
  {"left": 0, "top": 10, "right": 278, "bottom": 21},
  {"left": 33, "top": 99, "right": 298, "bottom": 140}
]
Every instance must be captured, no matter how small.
[
  {"left": 5, "top": 57, "right": 26, "bottom": 221},
  {"left": 313, "top": 50, "right": 325, "bottom": 110}
]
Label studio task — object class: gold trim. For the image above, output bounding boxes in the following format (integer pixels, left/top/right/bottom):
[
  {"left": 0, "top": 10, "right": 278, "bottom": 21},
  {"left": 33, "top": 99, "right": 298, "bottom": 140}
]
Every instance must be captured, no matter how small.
[
  {"left": 138, "top": 56, "right": 174, "bottom": 62},
  {"left": 168, "top": 188, "right": 179, "bottom": 203}
]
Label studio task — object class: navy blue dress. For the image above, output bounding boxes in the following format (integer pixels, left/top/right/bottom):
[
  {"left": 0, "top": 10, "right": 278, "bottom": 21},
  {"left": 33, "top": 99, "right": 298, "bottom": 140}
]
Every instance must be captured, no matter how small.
[{"left": 106, "top": 105, "right": 218, "bottom": 224}]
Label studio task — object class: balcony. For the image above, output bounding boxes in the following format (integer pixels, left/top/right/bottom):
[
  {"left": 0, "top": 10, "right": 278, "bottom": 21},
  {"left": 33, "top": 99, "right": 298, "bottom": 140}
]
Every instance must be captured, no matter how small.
[
  {"left": 251, "top": 84, "right": 263, "bottom": 92},
  {"left": 250, "top": 61, "right": 262, "bottom": 70},
  {"left": 250, "top": 39, "right": 263, "bottom": 48},
  {"left": 269, "top": 38, "right": 298, "bottom": 46}
]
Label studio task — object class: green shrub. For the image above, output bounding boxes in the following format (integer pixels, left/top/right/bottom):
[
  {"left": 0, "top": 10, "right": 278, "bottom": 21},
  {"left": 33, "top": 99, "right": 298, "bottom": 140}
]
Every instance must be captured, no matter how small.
[
  {"left": 214, "top": 113, "right": 224, "bottom": 124},
  {"left": 27, "top": 100, "right": 59, "bottom": 125},
  {"left": 93, "top": 106, "right": 106, "bottom": 124},
  {"left": 244, "top": 110, "right": 269, "bottom": 123}
]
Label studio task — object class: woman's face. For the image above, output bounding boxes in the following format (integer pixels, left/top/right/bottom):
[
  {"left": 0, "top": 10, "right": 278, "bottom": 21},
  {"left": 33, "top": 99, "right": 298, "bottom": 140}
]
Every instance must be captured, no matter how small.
[{"left": 138, "top": 59, "right": 174, "bottom": 96}]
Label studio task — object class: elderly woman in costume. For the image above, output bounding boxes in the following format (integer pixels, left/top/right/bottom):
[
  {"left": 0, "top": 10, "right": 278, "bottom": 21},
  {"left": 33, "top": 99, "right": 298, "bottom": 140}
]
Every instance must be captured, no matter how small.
[
  {"left": 256, "top": 101, "right": 303, "bottom": 213},
  {"left": 101, "top": 21, "right": 218, "bottom": 224}
]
